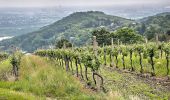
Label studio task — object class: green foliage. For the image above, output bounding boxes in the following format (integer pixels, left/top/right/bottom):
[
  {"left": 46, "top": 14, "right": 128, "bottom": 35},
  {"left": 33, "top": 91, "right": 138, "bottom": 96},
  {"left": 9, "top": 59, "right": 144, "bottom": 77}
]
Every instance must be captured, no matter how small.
[
  {"left": 166, "top": 30, "right": 170, "bottom": 35},
  {"left": 0, "top": 12, "right": 169, "bottom": 52},
  {"left": 92, "top": 27, "right": 144, "bottom": 46},
  {"left": 55, "top": 39, "right": 72, "bottom": 49},
  {"left": 163, "top": 43, "right": 170, "bottom": 54},
  {"left": 0, "top": 11, "right": 134, "bottom": 52},
  {"left": 135, "top": 44, "right": 145, "bottom": 54},
  {"left": 146, "top": 44, "right": 158, "bottom": 58},
  {"left": 36, "top": 48, "right": 102, "bottom": 72},
  {"left": 120, "top": 45, "right": 128, "bottom": 56},
  {"left": 145, "top": 25, "right": 161, "bottom": 40},
  {"left": 2, "top": 43, "right": 170, "bottom": 99},
  {"left": 10, "top": 52, "right": 22, "bottom": 68},
  {"left": 0, "top": 55, "right": 99, "bottom": 99},
  {"left": 92, "top": 28, "right": 111, "bottom": 46},
  {"left": 10, "top": 51, "right": 23, "bottom": 78},
  {"left": 112, "top": 47, "right": 119, "bottom": 57},
  {"left": 35, "top": 47, "right": 105, "bottom": 91},
  {"left": 0, "top": 59, "right": 12, "bottom": 81},
  {"left": 112, "top": 27, "right": 144, "bottom": 44},
  {"left": 141, "top": 12, "right": 170, "bottom": 40},
  {"left": 127, "top": 45, "right": 135, "bottom": 52},
  {"left": 137, "top": 23, "right": 146, "bottom": 35},
  {"left": 0, "top": 53, "right": 8, "bottom": 61}
]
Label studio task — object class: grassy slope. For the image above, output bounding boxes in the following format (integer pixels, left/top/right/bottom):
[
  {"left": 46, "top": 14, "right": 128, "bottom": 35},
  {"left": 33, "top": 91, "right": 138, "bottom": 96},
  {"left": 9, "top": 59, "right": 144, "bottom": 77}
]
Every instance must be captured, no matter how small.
[
  {"left": 98, "top": 52, "right": 170, "bottom": 99},
  {"left": 0, "top": 55, "right": 169, "bottom": 100},
  {"left": 52, "top": 54, "right": 170, "bottom": 99},
  {"left": 0, "top": 59, "right": 12, "bottom": 81},
  {"left": 0, "top": 55, "right": 106, "bottom": 99},
  {"left": 67, "top": 54, "right": 170, "bottom": 99},
  {"left": 101, "top": 66, "right": 170, "bottom": 100}
]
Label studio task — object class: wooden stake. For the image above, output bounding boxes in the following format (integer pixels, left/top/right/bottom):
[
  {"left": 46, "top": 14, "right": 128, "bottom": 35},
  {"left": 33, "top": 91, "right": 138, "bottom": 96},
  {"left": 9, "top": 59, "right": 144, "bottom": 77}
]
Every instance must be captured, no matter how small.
[
  {"left": 63, "top": 42, "right": 66, "bottom": 49},
  {"left": 145, "top": 37, "right": 148, "bottom": 44},
  {"left": 156, "top": 33, "right": 159, "bottom": 44},
  {"left": 118, "top": 39, "right": 120, "bottom": 46},
  {"left": 111, "top": 38, "right": 114, "bottom": 49},
  {"left": 93, "top": 36, "right": 98, "bottom": 56},
  {"left": 120, "top": 41, "right": 122, "bottom": 45},
  {"left": 93, "top": 36, "right": 100, "bottom": 91},
  {"left": 110, "top": 38, "right": 114, "bottom": 67}
]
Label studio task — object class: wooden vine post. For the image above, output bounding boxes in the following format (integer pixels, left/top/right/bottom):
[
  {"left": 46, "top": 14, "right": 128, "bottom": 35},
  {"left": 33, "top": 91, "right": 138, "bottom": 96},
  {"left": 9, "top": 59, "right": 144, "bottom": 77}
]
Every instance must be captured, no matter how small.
[
  {"left": 63, "top": 42, "right": 66, "bottom": 49},
  {"left": 156, "top": 33, "right": 159, "bottom": 45},
  {"left": 110, "top": 38, "right": 114, "bottom": 67},
  {"left": 120, "top": 41, "right": 123, "bottom": 45},
  {"left": 145, "top": 37, "right": 148, "bottom": 44},
  {"left": 93, "top": 36, "right": 100, "bottom": 91},
  {"left": 103, "top": 43, "right": 107, "bottom": 65},
  {"left": 93, "top": 36, "right": 98, "bottom": 56},
  {"left": 63, "top": 42, "right": 69, "bottom": 72},
  {"left": 117, "top": 39, "right": 120, "bottom": 46}
]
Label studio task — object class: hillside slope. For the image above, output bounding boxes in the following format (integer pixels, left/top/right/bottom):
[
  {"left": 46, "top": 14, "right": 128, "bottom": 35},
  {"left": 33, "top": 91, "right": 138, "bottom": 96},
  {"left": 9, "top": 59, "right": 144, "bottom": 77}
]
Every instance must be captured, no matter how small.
[
  {"left": 0, "top": 11, "right": 134, "bottom": 52},
  {"left": 0, "top": 11, "right": 170, "bottom": 52},
  {"left": 0, "top": 55, "right": 107, "bottom": 99},
  {"left": 138, "top": 12, "right": 170, "bottom": 40},
  {"left": 140, "top": 12, "right": 170, "bottom": 29},
  {"left": 0, "top": 54, "right": 169, "bottom": 99}
]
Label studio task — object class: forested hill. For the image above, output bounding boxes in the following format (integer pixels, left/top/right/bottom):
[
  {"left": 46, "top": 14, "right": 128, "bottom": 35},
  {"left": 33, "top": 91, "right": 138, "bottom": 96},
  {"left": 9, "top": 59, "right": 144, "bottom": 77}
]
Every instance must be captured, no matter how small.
[
  {"left": 0, "top": 11, "right": 134, "bottom": 52},
  {"left": 0, "top": 11, "right": 170, "bottom": 52},
  {"left": 140, "top": 12, "right": 170, "bottom": 26},
  {"left": 138, "top": 12, "right": 170, "bottom": 40}
]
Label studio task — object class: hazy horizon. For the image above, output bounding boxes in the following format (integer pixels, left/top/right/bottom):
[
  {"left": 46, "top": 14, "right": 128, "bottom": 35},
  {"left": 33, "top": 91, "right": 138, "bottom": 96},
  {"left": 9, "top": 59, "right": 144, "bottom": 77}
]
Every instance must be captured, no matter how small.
[
  {"left": 0, "top": 0, "right": 170, "bottom": 38},
  {"left": 0, "top": 0, "right": 169, "bottom": 8}
]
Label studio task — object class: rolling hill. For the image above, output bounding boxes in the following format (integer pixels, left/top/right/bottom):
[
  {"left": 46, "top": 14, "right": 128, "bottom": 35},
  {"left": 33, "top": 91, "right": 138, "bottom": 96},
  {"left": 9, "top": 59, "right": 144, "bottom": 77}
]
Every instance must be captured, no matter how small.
[
  {"left": 0, "top": 11, "right": 134, "bottom": 52},
  {"left": 0, "top": 11, "right": 170, "bottom": 52},
  {"left": 138, "top": 12, "right": 170, "bottom": 40}
]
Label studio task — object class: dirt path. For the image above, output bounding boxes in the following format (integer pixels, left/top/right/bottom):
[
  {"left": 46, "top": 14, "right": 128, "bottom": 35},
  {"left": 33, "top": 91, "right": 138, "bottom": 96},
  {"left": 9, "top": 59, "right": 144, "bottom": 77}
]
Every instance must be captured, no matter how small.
[{"left": 100, "top": 66, "right": 170, "bottom": 100}]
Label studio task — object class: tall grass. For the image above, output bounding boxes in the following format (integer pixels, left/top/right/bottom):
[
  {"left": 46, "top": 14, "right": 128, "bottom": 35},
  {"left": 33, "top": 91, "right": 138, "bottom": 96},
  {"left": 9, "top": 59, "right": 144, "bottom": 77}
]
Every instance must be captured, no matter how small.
[
  {"left": 0, "top": 59, "right": 12, "bottom": 80},
  {"left": 0, "top": 55, "right": 101, "bottom": 99}
]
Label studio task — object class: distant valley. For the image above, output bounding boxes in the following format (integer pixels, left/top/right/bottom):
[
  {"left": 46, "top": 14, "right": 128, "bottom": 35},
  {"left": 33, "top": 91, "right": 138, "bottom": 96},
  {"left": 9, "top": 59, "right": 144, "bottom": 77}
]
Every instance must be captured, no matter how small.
[
  {"left": 0, "top": 36, "right": 13, "bottom": 41},
  {"left": 0, "top": 7, "right": 169, "bottom": 37},
  {"left": 0, "top": 7, "right": 70, "bottom": 36},
  {"left": 0, "top": 6, "right": 170, "bottom": 52},
  {"left": 0, "top": 11, "right": 169, "bottom": 52}
]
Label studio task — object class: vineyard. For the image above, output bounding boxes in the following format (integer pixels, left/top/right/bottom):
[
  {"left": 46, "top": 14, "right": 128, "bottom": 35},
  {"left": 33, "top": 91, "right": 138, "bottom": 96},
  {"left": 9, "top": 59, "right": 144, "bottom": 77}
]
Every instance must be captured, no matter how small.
[
  {"left": 0, "top": 36, "right": 169, "bottom": 99},
  {"left": 34, "top": 37, "right": 170, "bottom": 99},
  {"left": 1, "top": 2, "right": 170, "bottom": 99}
]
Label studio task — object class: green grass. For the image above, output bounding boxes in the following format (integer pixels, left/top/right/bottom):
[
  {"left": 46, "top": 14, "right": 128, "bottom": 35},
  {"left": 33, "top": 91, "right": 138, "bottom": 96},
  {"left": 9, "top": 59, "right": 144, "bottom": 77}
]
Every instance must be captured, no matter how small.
[
  {"left": 101, "top": 66, "right": 170, "bottom": 100},
  {"left": 98, "top": 53, "right": 170, "bottom": 99},
  {"left": 0, "top": 88, "right": 40, "bottom": 100},
  {"left": 0, "top": 59, "right": 12, "bottom": 80},
  {"left": 0, "top": 55, "right": 106, "bottom": 99},
  {"left": 99, "top": 52, "right": 170, "bottom": 77},
  {"left": 54, "top": 54, "right": 170, "bottom": 100},
  {"left": 0, "top": 54, "right": 169, "bottom": 100}
]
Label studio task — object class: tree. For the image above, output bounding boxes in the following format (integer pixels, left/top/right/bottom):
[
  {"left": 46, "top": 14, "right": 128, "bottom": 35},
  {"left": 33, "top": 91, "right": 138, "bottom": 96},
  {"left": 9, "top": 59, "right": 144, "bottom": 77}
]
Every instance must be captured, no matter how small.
[
  {"left": 55, "top": 39, "right": 72, "bottom": 49},
  {"left": 145, "top": 25, "right": 162, "bottom": 40},
  {"left": 166, "top": 30, "right": 170, "bottom": 35},
  {"left": 112, "top": 27, "right": 144, "bottom": 44},
  {"left": 91, "top": 28, "right": 111, "bottom": 46},
  {"left": 10, "top": 51, "right": 22, "bottom": 80},
  {"left": 138, "top": 23, "right": 146, "bottom": 35}
]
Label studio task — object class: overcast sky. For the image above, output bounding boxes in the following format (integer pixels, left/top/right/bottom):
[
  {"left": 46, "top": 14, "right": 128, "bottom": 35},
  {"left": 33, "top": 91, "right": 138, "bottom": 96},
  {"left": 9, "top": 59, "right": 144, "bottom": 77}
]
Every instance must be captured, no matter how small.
[{"left": 0, "top": 0, "right": 169, "bottom": 7}]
